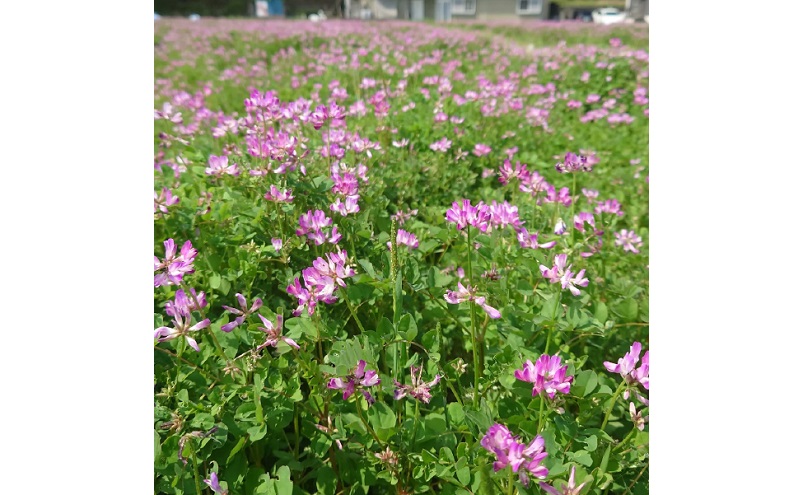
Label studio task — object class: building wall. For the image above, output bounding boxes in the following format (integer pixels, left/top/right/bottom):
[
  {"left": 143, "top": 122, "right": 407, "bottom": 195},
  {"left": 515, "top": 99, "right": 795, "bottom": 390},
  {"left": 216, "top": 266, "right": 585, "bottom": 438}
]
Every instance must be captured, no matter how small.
[{"left": 451, "top": 0, "right": 550, "bottom": 20}]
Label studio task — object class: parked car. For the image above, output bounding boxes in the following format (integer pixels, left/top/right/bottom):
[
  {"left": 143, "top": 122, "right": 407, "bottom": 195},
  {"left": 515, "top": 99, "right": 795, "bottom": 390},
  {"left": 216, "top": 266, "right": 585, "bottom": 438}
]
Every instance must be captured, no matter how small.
[{"left": 592, "top": 8, "right": 626, "bottom": 25}]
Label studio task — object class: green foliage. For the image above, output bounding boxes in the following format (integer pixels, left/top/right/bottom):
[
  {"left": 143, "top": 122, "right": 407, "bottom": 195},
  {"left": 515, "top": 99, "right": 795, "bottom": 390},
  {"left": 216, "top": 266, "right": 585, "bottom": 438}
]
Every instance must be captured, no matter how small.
[{"left": 155, "top": 18, "right": 648, "bottom": 495}]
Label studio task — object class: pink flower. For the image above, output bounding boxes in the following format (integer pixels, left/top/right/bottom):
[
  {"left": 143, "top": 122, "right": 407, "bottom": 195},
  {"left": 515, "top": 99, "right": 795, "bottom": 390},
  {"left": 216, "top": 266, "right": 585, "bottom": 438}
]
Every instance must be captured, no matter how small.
[
  {"left": 445, "top": 199, "right": 491, "bottom": 232},
  {"left": 272, "top": 238, "right": 283, "bottom": 252},
  {"left": 488, "top": 201, "right": 522, "bottom": 230},
  {"left": 154, "top": 188, "right": 180, "bottom": 214},
  {"left": 539, "top": 254, "right": 589, "bottom": 296},
  {"left": 555, "top": 152, "right": 594, "bottom": 174},
  {"left": 256, "top": 314, "right": 299, "bottom": 351},
  {"left": 296, "top": 210, "right": 340, "bottom": 245},
  {"left": 393, "top": 366, "right": 441, "bottom": 403},
  {"left": 573, "top": 212, "right": 596, "bottom": 233},
  {"left": 554, "top": 218, "right": 567, "bottom": 235},
  {"left": 388, "top": 229, "right": 419, "bottom": 250},
  {"left": 444, "top": 282, "right": 502, "bottom": 319},
  {"left": 614, "top": 229, "right": 643, "bottom": 253},
  {"left": 328, "top": 360, "right": 381, "bottom": 405},
  {"left": 263, "top": 185, "right": 294, "bottom": 203},
  {"left": 539, "top": 466, "right": 588, "bottom": 495},
  {"left": 481, "top": 424, "right": 549, "bottom": 487},
  {"left": 154, "top": 239, "right": 197, "bottom": 287},
  {"left": 473, "top": 143, "right": 492, "bottom": 157},
  {"left": 330, "top": 195, "right": 360, "bottom": 216},
  {"left": 165, "top": 288, "right": 207, "bottom": 317},
  {"left": 429, "top": 137, "right": 452, "bottom": 152},
  {"left": 595, "top": 199, "right": 624, "bottom": 216},
  {"left": 205, "top": 154, "right": 239, "bottom": 177},
  {"left": 516, "top": 228, "right": 556, "bottom": 250},
  {"left": 604, "top": 342, "right": 650, "bottom": 393},
  {"left": 220, "top": 293, "right": 263, "bottom": 332},
  {"left": 154, "top": 314, "right": 211, "bottom": 352},
  {"left": 514, "top": 354, "right": 573, "bottom": 399}
]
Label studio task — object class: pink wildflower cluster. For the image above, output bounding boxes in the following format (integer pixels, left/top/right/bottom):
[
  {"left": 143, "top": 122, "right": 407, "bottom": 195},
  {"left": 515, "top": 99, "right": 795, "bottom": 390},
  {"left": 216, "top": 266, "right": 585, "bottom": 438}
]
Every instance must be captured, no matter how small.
[
  {"left": 539, "top": 254, "right": 589, "bottom": 296},
  {"left": 393, "top": 366, "right": 441, "bottom": 403},
  {"left": 328, "top": 359, "right": 380, "bottom": 405},
  {"left": 387, "top": 229, "right": 419, "bottom": 250},
  {"left": 614, "top": 229, "right": 643, "bottom": 253},
  {"left": 154, "top": 188, "right": 179, "bottom": 214},
  {"left": 555, "top": 152, "right": 595, "bottom": 174},
  {"left": 515, "top": 354, "right": 573, "bottom": 398},
  {"left": 263, "top": 184, "right": 294, "bottom": 203},
  {"left": 296, "top": 210, "right": 342, "bottom": 245},
  {"left": 220, "top": 293, "right": 262, "bottom": 332},
  {"left": 604, "top": 341, "right": 649, "bottom": 398},
  {"left": 205, "top": 154, "right": 240, "bottom": 177},
  {"left": 481, "top": 424, "right": 549, "bottom": 487},
  {"left": 286, "top": 250, "right": 356, "bottom": 316},
  {"left": 329, "top": 162, "right": 368, "bottom": 216},
  {"left": 154, "top": 239, "right": 197, "bottom": 287},
  {"left": 154, "top": 313, "right": 210, "bottom": 352},
  {"left": 255, "top": 313, "right": 299, "bottom": 351},
  {"left": 444, "top": 282, "right": 502, "bottom": 319},
  {"left": 594, "top": 198, "right": 624, "bottom": 216},
  {"left": 391, "top": 208, "right": 418, "bottom": 225},
  {"left": 165, "top": 288, "right": 207, "bottom": 317}
]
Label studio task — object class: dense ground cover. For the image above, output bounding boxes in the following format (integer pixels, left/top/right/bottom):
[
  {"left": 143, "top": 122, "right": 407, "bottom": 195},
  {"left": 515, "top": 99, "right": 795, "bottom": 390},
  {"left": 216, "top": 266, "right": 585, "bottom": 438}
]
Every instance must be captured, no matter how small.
[{"left": 154, "top": 18, "right": 649, "bottom": 495}]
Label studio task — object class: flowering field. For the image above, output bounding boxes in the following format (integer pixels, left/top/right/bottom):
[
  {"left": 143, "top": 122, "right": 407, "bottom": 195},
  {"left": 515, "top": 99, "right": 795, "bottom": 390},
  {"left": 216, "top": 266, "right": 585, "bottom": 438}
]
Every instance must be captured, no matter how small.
[{"left": 154, "top": 18, "right": 649, "bottom": 495}]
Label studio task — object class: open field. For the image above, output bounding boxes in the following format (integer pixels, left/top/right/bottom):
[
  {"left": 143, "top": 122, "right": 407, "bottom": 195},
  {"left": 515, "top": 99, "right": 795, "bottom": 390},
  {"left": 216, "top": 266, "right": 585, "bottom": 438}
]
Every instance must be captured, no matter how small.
[{"left": 154, "top": 18, "right": 648, "bottom": 495}]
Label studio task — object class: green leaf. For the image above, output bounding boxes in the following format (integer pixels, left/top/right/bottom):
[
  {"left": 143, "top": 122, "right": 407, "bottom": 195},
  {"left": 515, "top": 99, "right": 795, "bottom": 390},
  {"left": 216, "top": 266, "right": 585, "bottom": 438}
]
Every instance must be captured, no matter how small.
[
  {"left": 569, "top": 450, "right": 593, "bottom": 467},
  {"left": 154, "top": 430, "right": 162, "bottom": 462},
  {"left": 275, "top": 466, "right": 293, "bottom": 495},
  {"left": 572, "top": 370, "right": 598, "bottom": 397},
  {"left": 368, "top": 401, "right": 397, "bottom": 442},
  {"left": 594, "top": 301, "right": 609, "bottom": 323},
  {"left": 455, "top": 456, "right": 470, "bottom": 485},
  {"left": 611, "top": 298, "right": 638, "bottom": 321},
  {"left": 396, "top": 313, "right": 418, "bottom": 341},
  {"left": 226, "top": 435, "right": 248, "bottom": 463},
  {"left": 209, "top": 273, "right": 221, "bottom": 289}
]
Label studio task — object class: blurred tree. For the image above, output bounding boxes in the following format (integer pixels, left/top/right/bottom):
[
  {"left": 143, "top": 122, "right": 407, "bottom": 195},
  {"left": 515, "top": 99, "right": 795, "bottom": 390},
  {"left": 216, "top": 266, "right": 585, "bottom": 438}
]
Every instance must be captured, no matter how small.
[{"left": 154, "top": 0, "right": 250, "bottom": 16}]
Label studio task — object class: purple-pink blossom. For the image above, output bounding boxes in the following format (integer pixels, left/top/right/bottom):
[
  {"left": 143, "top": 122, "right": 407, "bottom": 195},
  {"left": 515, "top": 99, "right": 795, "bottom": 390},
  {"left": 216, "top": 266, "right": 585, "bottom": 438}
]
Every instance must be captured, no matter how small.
[
  {"left": 263, "top": 185, "right": 294, "bottom": 203},
  {"left": 445, "top": 199, "right": 491, "bottom": 232},
  {"left": 154, "top": 188, "right": 180, "bottom": 214},
  {"left": 516, "top": 228, "right": 556, "bottom": 250},
  {"left": 445, "top": 282, "right": 502, "bottom": 319},
  {"left": 614, "top": 229, "right": 643, "bottom": 253},
  {"left": 539, "top": 466, "right": 587, "bottom": 495},
  {"left": 154, "top": 239, "right": 197, "bottom": 287},
  {"left": 539, "top": 254, "right": 589, "bottom": 296},
  {"left": 205, "top": 154, "right": 239, "bottom": 177},
  {"left": 514, "top": 354, "right": 573, "bottom": 399},
  {"left": 328, "top": 359, "right": 381, "bottom": 405},
  {"left": 165, "top": 288, "right": 207, "bottom": 317},
  {"left": 604, "top": 342, "right": 649, "bottom": 393},
  {"left": 154, "top": 313, "right": 211, "bottom": 352},
  {"left": 481, "top": 424, "right": 549, "bottom": 488},
  {"left": 473, "top": 143, "right": 492, "bottom": 156},
  {"left": 296, "top": 210, "right": 341, "bottom": 245},
  {"left": 256, "top": 314, "right": 299, "bottom": 351},
  {"left": 220, "top": 293, "right": 263, "bottom": 332},
  {"left": 555, "top": 152, "right": 594, "bottom": 174},
  {"left": 393, "top": 366, "right": 441, "bottom": 403}
]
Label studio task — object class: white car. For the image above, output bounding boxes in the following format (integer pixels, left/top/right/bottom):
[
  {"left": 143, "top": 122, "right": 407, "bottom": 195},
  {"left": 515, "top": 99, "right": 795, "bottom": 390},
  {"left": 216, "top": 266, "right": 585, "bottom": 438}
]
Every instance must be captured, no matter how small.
[{"left": 592, "top": 8, "right": 626, "bottom": 25}]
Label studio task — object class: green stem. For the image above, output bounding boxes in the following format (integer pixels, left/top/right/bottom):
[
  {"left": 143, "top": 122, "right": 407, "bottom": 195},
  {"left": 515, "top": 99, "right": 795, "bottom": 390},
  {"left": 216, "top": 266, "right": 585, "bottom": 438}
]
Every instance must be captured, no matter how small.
[
  {"left": 341, "top": 291, "right": 366, "bottom": 333},
  {"left": 537, "top": 395, "right": 547, "bottom": 433},
  {"left": 507, "top": 466, "right": 516, "bottom": 495},
  {"left": 570, "top": 173, "right": 577, "bottom": 247},
  {"left": 466, "top": 226, "right": 480, "bottom": 403},
  {"left": 409, "top": 400, "right": 421, "bottom": 453},
  {"left": 190, "top": 440, "right": 204, "bottom": 495},
  {"left": 601, "top": 381, "right": 628, "bottom": 431},
  {"left": 354, "top": 396, "right": 383, "bottom": 448}
]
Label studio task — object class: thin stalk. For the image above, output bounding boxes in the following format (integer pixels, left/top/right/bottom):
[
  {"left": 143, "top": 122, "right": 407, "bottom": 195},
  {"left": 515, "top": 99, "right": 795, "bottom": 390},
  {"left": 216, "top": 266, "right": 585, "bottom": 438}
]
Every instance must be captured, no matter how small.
[
  {"left": 536, "top": 395, "right": 547, "bottom": 433},
  {"left": 466, "top": 225, "right": 480, "bottom": 402},
  {"left": 507, "top": 467, "right": 516, "bottom": 495},
  {"left": 341, "top": 291, "right": 366, "bottom": 333},
  {"left": 570, "top": 173, "right": 577, "bottom": 247},
  {"left": 601, "top": 381, "right": 628, "bottom": 431},
  {"left": 354, "top": 396, "right": 383, "bottom": 448},
  {"left": 190, "top": 441, "right": 204, "bottom": 495}
]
